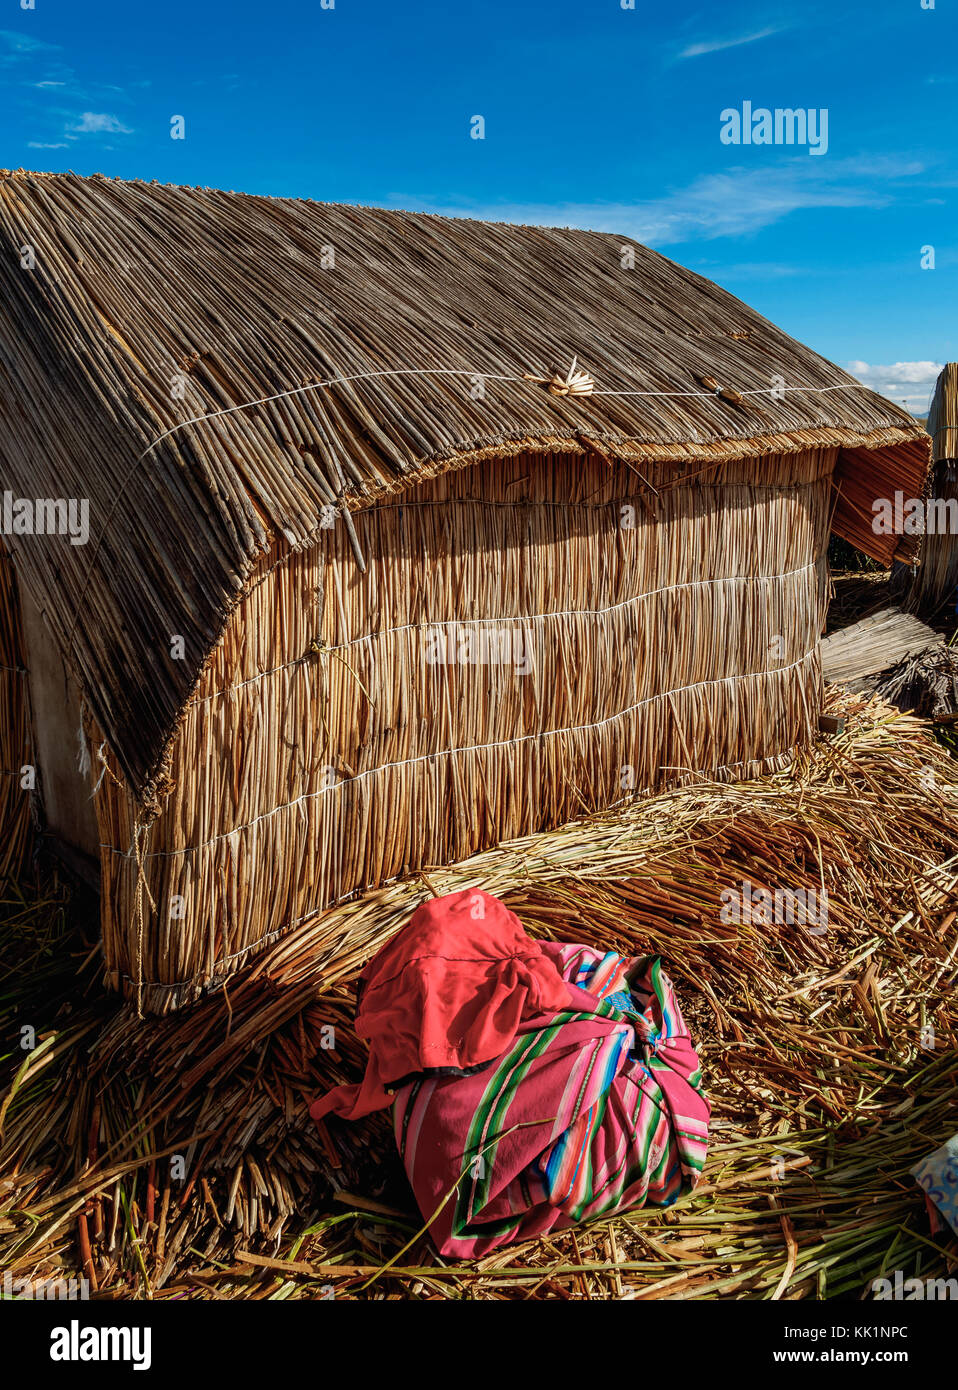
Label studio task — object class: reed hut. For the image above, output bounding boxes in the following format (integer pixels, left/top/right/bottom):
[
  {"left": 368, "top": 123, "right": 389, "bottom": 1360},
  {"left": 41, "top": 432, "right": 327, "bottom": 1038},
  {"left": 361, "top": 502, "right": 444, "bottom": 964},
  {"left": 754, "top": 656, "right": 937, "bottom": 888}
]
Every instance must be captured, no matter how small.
[
  {"left": 915, "top": 363, "right": 958, "bottom": 616},
  {"left": 0, "top": 171, "right": 930, "bottom": 1012}
]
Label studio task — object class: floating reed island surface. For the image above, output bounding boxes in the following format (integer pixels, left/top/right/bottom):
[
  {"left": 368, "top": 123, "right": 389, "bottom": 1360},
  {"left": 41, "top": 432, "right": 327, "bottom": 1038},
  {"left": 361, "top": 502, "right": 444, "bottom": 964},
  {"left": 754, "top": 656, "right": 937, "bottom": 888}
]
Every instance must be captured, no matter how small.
[
  {"left": 1, "top": 688, "right": 957, "bottom": 1300},
  {"left": 0, "top": 169, "right": 932, "bottom": 1013}
]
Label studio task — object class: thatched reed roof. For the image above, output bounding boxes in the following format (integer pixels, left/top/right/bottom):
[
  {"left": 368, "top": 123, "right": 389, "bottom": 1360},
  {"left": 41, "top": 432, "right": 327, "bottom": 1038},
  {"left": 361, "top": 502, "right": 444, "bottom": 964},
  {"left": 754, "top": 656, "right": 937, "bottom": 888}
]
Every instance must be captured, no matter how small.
[
  {"left": 928, "top": 362, "right": 958, "bottom": 463},
  {"left": 0, "top": 170, "right": 930, "bottom": 797}
]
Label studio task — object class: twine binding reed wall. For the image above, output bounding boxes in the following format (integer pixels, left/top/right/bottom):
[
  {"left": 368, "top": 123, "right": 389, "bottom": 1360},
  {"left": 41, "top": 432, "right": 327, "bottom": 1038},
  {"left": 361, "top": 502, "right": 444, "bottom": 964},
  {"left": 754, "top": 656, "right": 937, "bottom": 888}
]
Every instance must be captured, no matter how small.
[{"left": 84, "top": 447, "right": 835, "bottom": 1013}]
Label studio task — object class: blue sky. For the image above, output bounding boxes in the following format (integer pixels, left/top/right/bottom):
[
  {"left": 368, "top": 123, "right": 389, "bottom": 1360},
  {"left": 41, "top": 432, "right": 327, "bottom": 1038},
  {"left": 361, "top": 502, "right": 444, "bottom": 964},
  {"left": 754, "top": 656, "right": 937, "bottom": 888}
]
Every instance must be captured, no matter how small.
[{"left": 3, "top": 0, "right": 956, "bottom": 412}]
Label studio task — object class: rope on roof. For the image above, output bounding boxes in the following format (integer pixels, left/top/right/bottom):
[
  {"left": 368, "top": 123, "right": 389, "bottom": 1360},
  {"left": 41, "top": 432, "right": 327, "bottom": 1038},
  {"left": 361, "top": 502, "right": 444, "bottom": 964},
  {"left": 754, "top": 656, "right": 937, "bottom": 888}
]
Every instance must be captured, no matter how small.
[
  {"left": 62, "top": 361, "right": 885, "bottom": 671},
  {"left": 134, "top": 364, "right": 881, "bottom": 462}
]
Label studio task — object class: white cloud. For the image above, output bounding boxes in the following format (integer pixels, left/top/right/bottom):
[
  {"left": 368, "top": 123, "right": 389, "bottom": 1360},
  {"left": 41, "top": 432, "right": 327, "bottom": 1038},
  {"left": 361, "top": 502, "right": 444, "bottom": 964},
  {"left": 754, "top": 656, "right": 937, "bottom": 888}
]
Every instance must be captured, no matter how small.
[
  {"left": 846, "top": 360, "right": 943, "bottom": 410},
  {"left": 0, "top": 30, "right": 60, "bottom": 55},
  {"left": 693, "top": 260, "right": 801, "bottom": 280},
  {"left": 67, "top": 111, "right": 132, "bottom": 135},
  {"left": 401, "top": 158, "right": 924, "bottom": 248},
  {"left": 678, "top": 27, "right": 786, "bottom": 60},
  {"left": 28, "top": 140, "right": 68, "bottom": 149}
]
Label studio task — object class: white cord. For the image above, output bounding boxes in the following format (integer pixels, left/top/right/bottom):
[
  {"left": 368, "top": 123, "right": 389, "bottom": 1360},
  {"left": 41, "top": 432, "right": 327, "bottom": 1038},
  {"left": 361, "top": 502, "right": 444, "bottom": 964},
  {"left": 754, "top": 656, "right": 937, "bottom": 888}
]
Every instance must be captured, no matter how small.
[
  {"left": 104, "top": 642, "right": 819, "bottom": 860},
  {"left": 139, "top": 366, "right": 881, "bottom": 460},
  {"left": 189, "top": 560, "right": 821, "bottom": 709}
]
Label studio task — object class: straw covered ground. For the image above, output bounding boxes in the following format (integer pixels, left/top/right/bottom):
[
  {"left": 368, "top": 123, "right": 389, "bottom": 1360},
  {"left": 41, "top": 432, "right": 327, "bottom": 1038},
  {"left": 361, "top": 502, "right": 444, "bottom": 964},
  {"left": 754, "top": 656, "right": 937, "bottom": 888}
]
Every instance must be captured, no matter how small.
[{"left": 1, "top": 687, "right": 957, "bottom": 1300}]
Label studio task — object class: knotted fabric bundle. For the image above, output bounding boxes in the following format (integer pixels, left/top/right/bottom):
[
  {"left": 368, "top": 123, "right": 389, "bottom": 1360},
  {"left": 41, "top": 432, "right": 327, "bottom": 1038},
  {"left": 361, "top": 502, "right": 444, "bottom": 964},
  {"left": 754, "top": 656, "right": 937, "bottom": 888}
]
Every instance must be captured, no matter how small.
[
  {"left": 310, "top": 890, "right": 710, "bottom": 1256},
  {"left": 311, "top": 889, "right": 574, "bottom": 1122}
]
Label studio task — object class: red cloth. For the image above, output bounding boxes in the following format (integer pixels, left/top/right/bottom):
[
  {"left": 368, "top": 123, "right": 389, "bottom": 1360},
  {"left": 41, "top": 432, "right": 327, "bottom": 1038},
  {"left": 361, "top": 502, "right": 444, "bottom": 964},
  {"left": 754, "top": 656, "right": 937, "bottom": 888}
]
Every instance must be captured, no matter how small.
[{"left": 310, "top": 889, "right": 574, "bottom": 1123}]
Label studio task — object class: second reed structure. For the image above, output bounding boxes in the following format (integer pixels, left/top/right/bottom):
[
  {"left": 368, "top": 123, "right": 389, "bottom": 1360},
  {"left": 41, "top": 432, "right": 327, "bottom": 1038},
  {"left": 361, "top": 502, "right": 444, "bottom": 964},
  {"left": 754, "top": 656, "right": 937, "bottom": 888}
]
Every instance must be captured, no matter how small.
[
  {"left": 0, "top": 171, "right": 930, "bottom": 1011},
  {"left": 915, "top": 363, "right": 958, "bottom": 616}
]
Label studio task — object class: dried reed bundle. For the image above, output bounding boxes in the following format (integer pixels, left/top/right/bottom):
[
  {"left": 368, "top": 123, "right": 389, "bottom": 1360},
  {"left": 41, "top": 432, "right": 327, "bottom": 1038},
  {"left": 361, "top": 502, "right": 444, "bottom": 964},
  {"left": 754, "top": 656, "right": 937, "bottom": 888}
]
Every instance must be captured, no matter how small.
[
  {"left": 820, "top": 607, "right": 940, "bottom": 686},
  {"left": 876, "top": 640, "right": 958, "bottom": 719},
  {"left": 1, "top": 689, "right": 956, "bottom": 1299}
]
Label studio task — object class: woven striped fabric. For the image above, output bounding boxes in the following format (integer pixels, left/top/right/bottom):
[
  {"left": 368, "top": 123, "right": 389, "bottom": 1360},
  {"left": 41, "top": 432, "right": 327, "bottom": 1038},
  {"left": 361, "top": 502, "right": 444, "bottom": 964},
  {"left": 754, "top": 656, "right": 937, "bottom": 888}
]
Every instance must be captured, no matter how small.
[{"left": 392, "top": 943, "right": 709, "bottom": 1257}]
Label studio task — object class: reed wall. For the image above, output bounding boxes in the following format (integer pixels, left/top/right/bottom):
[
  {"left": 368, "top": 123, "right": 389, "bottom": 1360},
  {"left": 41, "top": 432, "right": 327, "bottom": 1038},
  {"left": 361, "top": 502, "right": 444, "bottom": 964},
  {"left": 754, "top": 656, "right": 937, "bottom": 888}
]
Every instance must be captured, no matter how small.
[
  {"left": 92, "top": 448, "right": 835, "bottom": 1012},
  {"left": 914, "top": 364, "right": 957, "bottom": 614},
  {"left": 915, "top": 461, "right": 958, "bottom": 616}
]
